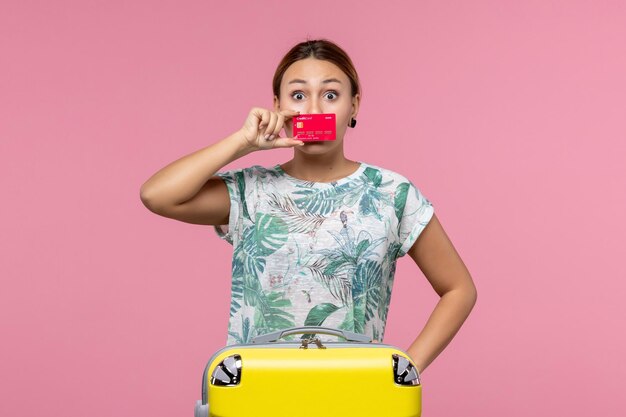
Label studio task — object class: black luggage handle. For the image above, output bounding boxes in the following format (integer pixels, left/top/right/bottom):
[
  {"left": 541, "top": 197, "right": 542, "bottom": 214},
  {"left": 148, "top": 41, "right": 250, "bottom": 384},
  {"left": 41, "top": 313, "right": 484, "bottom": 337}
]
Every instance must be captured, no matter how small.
[{"left": 250, "top": 326, "right": 372, "bottom": 344}]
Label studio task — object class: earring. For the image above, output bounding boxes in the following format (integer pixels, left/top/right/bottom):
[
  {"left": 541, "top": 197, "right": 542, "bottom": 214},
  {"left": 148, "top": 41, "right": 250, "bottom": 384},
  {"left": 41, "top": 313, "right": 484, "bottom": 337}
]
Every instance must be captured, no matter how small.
[{"left": 349, "top": 118, "right": 357, "bottom": 128}]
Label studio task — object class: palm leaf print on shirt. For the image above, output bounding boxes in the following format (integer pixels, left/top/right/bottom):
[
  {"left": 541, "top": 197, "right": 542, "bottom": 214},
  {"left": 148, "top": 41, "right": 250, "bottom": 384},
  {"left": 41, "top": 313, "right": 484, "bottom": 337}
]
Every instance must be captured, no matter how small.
[
  {"left": 304, "top": 303, "right": 341, "bottom": 327},
  {"left": 305, "top": 258, "right": 352, "bottom": 306},
  {"left": 233, "top": 171, "right": 251, "bottom": 222},
  {"left": 394, "top": 182, "right": 410, "bottom": 225},
  {"left": 315, "top": 226, "right": 387, "bottom": 283},
  {"left": 230, "top": 233, "right": 264, "bottom": 313},
  {"left": 229, "top": 266, "right": 244, "bottom": 317},
  {"left": 228, "top": 317, "right": 254, "bottom": 344},
  {"left": 253, "top": 290, "right": 296, "bottom": 333},
  {"left": 230, "top": 216, "right": 288, "bottom": 316},
  {"left": 304, "top": 219, "right": 387, "bottom": 307},
  {"left": 267, "top": 193, "right": 327, "bottom": 234},
  {"left": 301, "top": 302, "right": 342, "bottom": 339},
  {"left": 352, "top": 259, "right": 383, "bottom": 334},
  {"left": 255, "top": 213, "right": 289, "bottom": 257},
  {"left": 230, "top": 289, "right": 296, "bottom": 340},
  {"left": 235, "top": 227, "right": 266, "bottom": 311},
  {"left": 358, "top": 167, "right": 393, "bottom": 220},
  {"left": 292, "top": 181, "right": 359, "bottom": 216}
]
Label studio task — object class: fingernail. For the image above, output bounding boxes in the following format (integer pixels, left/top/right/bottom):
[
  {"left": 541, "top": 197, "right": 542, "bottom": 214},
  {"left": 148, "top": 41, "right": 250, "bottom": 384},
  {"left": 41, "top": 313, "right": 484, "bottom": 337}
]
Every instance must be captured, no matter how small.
[
  {"left": 269, "top": 134, "right": 275, "bottom": 140},
  {"left": 264, "top": 134, "right": 270, "bottom": 140}
]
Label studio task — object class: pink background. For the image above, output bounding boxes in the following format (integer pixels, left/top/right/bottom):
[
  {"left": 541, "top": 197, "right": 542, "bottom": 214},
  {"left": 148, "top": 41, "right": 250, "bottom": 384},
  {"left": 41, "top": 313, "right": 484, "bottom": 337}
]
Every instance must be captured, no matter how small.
[{"left": 1, "top": 0, "right": 625, "bottom": 415}]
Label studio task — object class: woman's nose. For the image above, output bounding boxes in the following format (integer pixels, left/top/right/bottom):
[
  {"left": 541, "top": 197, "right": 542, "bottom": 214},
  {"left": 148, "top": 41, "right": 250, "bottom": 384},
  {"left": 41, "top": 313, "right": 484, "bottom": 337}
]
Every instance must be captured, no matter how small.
[{"left": 307, "top": 98, "right": 322, "bottom": 114}]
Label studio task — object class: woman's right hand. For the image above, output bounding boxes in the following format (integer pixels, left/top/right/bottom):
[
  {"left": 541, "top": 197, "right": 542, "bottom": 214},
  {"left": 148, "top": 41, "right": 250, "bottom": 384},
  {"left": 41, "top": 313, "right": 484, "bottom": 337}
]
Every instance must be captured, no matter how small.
[{"left": 238, "top": 107, "right": 304, "bottom": 151}]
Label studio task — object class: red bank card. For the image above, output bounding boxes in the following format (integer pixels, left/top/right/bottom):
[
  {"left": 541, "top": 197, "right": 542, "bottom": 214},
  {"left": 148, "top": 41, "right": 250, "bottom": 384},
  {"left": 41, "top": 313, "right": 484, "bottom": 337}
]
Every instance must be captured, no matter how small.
[{"left": 292, "top": 113, "right": 336, "bottom": 141}]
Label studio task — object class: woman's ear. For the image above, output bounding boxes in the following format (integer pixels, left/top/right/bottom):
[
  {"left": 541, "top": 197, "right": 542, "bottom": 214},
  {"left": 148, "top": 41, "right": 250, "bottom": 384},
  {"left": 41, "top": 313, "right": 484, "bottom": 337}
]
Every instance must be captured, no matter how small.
[
  {"left": 273, "top": 95, "right": 280, "bottom": 112},
  {"left": 351, "top": 93, "right": 361, "bottom": 119}
]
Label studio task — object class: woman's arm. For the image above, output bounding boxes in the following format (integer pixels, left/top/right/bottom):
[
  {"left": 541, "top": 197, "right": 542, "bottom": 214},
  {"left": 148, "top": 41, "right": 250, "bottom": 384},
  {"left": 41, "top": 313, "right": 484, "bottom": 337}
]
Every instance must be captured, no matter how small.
[
  {"left": 139, "top": 108, "right": 302, "bottom": 225},
  {"left": 404, "top": 213, "right": 477, "bottom": 374},
  {"left": 139, "top": 130, "right": 251, "bottom": 224}
]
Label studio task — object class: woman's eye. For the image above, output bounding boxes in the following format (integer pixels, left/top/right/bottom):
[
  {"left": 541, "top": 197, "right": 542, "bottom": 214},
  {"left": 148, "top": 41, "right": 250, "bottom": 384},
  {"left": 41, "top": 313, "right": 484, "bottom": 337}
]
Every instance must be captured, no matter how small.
[
  {"left": 292, "top": 92, "right": 305, "bottom": 100},
  {"left": 325, "top": 91, "right": 338, "bottom": 100}
]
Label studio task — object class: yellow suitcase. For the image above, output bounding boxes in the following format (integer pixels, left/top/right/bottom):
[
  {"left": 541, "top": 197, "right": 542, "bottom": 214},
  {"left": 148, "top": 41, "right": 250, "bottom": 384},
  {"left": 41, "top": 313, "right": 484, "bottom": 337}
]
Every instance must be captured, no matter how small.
[{"left": 194, "top": 327, "right": 422, "bottom": 417}]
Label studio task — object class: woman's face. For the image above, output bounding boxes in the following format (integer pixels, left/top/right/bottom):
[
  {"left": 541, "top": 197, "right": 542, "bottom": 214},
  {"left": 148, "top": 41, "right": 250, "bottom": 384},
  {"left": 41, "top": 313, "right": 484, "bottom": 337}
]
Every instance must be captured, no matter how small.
[{"left": 275, "top": 57, "right": 359, "bottom": 152}]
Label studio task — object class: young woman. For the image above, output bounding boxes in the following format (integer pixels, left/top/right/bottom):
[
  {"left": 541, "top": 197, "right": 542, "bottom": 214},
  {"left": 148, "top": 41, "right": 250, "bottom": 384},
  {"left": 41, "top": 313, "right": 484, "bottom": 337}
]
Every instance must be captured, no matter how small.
[{"left": 140, "top": 39, "right": 477, "bottom": 374}]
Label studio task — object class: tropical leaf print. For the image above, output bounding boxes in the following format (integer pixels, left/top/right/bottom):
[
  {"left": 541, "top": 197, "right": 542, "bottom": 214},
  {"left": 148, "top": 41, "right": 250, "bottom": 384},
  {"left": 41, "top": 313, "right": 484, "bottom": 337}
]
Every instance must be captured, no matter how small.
[
  {"left": 303, "top": 303, "right": 341, "bottom": 326},
  {"left": 363, "top": 167, "right": 383, "bottom": 187},
  {"left": 242, "top": 271, "right": 265, "bottom": 308},
  {"left": 227, "top": 331, "right": 242, "bottom": 344},
  {"left": 327, "top": 225, "right": 356, "bottom": 253},
  {"left": 338, "top": 308, "right": 355, "bottom": 332},
  {"left": 228, "top": 317, "right": 254, "bottom": 344},
  {"left": 233, "top": 171, "right": 251, "bottom": 221},
  {"left": 363, "top": 262, "right": 384, "bottom": 324},
  {"left": 362, "top": 167, "right": 394, "bottom": 189},
  {"left": 352, "top": 301, "right": 366, "bottom": 334},
  {"left": 376, "top": 243, "right": 401, "bottom": 325},
  {"left": 253, "top": 166, "right": 284, "bottom": 199},
  {"left": 301, "top": 303, "right": 342, "bottom": 339},
  {"left": 377, "top": 270, "right": 395, "bottom": 326},
  {"left": 252, "top": 165, "right": 282, "bottom": 180},
  {"left": 241, "top": 317, "right": 252, "bottom": 343},
  {"left": 292, "top": 182, "right": 361, "bottom": 216},
  {"left": 318, "top": 226, "right": 387, "bottom": 271},
  {"left": 387, "top": 241, "right": 403, "bottom": 262},
  {"left": 305, "top": 258, "right": 352, "bottom": 306},
  {"left": 355, "top": 238, "right": 372, "bottom": 259},
  {"left": 240, "top": 225, "right": 266, "bottom": 276},
  {"left": 394, "top": 182, "right": 410, "bottom": 223},
  {"left": 308, "top": 222, "right": 388, "bottom": 315},
  {"left": 253, "top": 291, "right": 296, "bottom": 333},
  {"left": 372, "top": 327, "right": 381, "bottom": 343},
  {"left": 229, "top": 268, "right": 243, "bottom": 317},
  {"left": 324, "top": 258, "right": 350, "bottom": 276},
  {"left": 352, "top": 259, "right": 383, "bottom": 330},
  {"left": 355, "top": 168, "right": 393, "bottom": 220},
  {"left": 233, "top": 226, "right": 273, "bottom": 309},
  {"left": 230, "top": 238, "right": 262, "bottom": 314},
  {"left": 267, "top": 193, "right": 327, "bottom": 234},
  {"left": 358, "top": 192, "right": 376, "bottom": 218},
  {"left": 363, "top": 187, "right": 393, "bottom": 219},
  {"left": 255, "top": 213, "right": 289, "bottom": 257}
]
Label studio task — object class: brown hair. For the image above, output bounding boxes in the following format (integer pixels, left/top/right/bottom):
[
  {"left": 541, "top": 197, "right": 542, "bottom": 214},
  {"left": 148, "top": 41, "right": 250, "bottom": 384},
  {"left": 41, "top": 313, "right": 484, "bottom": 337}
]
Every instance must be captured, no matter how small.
[{"left": 272, "top": 39, "right": 361, "bottom": 98}]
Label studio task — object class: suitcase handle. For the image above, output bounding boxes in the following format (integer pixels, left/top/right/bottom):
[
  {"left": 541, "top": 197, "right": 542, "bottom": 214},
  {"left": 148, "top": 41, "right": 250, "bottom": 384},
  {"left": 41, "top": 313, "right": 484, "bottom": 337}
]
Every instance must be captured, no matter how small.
[{"left": 250, "top": 326, "right": 372, "bottom": 344}]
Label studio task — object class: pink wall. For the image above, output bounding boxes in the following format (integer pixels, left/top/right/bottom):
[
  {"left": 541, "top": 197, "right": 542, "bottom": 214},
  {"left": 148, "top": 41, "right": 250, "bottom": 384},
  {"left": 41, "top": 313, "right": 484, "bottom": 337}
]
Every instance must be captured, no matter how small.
[{"left": 2, "top": 0, "right": 625, "bottom": 415}]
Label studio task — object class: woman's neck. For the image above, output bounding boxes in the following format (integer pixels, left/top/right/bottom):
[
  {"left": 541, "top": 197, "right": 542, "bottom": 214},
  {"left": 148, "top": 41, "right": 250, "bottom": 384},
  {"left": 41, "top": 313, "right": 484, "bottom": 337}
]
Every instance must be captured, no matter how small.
[{"left": 281, "top": 149, "right": 360, "bottom": 183}]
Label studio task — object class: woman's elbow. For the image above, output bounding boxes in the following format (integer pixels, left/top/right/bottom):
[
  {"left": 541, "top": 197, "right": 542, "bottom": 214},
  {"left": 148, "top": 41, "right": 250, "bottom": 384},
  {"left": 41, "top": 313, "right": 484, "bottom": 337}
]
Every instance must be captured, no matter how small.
[
  {"left": 464, "top": 280, "right": 478, "bottom": 309},
  {"left": 139, "top": 184, "right": 168, "bottom": 214}
]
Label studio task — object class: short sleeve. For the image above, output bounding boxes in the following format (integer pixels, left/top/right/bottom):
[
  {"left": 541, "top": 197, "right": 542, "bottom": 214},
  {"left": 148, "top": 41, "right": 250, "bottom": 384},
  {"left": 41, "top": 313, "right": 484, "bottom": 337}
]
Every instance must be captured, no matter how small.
[
  {"left": 212, "top": 169, "right": 244, "bottom": 246},
  {"left": 396, "top": 182, "right": 434, "bottom": 258}
]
